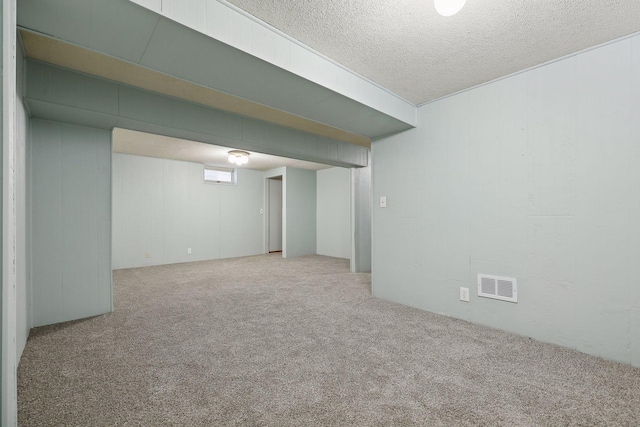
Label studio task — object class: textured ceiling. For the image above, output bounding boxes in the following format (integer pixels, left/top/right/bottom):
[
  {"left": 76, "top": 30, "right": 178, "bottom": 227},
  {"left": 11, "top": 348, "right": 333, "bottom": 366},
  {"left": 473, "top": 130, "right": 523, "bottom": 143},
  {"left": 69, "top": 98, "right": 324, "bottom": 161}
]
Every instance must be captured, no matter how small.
[
  {"left": 225, "top": 0, "right": 640, "bottom": 104},
  {"left": 113, "top": 128, "right": 333, "bottom": 171}
]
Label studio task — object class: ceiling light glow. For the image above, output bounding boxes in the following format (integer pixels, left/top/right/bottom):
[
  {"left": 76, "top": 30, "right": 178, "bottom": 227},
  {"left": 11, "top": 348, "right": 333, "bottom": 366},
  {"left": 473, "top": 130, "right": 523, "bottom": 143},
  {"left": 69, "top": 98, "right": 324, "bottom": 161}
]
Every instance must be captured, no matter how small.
[
  {"left": 434, "top": 0, "right": 467, "bottom": 17},
  {"left": 228, "top": 150, "right": 250, "bottom": 166}
]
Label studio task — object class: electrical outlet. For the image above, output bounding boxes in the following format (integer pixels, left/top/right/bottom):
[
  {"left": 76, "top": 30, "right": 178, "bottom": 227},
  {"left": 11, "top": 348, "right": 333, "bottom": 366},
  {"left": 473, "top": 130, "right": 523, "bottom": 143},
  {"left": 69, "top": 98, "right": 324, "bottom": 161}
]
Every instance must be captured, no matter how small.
[
  {"left": 187, "top": 248, "right": 192, "bottom": 255},
  {"left": 146, "top": 252, "right": 151, "bottom": 258},
  {"left": 460, "top": 287, "right": 470, "bottom": 302},
  {"left": 260, "top": 208, "right": 264, "bottom": 214}
]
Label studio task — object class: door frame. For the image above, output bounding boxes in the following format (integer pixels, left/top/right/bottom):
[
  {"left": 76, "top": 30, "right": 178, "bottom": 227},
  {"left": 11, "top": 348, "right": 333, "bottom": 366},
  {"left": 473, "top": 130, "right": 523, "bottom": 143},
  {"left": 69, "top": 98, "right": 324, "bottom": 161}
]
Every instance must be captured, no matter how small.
[
  {"left": 264, "top": 168, "right": 286, "bottom": 257},
  {"left": 265, "top": 176, "right": 283, "bottom": 254}
]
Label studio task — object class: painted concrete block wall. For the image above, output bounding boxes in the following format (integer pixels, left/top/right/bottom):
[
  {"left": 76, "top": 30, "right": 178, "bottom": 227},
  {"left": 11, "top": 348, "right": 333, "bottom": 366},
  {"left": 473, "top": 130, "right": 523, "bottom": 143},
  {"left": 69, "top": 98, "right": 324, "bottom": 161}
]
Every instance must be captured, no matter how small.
[
  {"left": 372, "top": 35, "right": 640, "bottom": 367},
  {"left": 16, "top": 44, "right": 30, "bottom": 359},
  {"left": 316, "top": 167, "right": 350, "bottom": 259},
  {"left": 351, "top": 164, "right": 372, "bottom": 273},
  {"left": 0, "top": 29, "right": 3, "bottom": 427},
  {"left": 3, "top": 1, "right": 20, "bottom": 422},
  {"left": 284, "top": 167, "right": 316, "bottom": 258},
  {"left": 112, "top": 153, "right": 264, "bottom": 269},
  {"left": 30, "top": 120, "right": 112, "bottom": 327}
]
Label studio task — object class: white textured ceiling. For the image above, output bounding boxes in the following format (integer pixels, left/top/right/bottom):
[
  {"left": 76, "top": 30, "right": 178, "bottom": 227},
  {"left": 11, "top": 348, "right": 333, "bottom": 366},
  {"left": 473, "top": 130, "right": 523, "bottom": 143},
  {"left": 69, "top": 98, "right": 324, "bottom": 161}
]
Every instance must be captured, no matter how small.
[
  {"left": 225, "top": 0, "right": 640, "bottom": 104},
  {"left": 113, "top": 128, "right": 332, "bottom": 171}
]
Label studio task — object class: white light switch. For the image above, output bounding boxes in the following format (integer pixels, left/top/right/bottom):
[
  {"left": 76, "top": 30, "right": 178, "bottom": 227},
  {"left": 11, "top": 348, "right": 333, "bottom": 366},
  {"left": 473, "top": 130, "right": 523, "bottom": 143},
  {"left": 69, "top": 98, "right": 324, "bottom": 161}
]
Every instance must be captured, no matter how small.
[
  {"left": 380, "top": 196, "right": 387, "bottom": 208},
  {"left": 187, "top": 248, "right": 192, "bottom": 255},
  {"left": 460, "top": 287, "right": 470, "bottom": 302}
]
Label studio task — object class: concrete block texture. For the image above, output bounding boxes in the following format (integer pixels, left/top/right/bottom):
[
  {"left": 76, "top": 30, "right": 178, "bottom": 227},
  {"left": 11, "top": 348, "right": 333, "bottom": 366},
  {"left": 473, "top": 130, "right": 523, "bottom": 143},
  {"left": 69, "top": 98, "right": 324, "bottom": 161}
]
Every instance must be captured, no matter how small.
[{"left": 372, "top": 35, "right": 640, "bottom": 367}]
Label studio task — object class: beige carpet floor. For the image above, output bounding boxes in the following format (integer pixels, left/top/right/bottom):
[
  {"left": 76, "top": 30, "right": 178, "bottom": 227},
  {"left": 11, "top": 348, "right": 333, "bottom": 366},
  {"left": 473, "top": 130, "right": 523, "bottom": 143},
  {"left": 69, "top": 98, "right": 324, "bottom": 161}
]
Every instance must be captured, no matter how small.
[{"left": 18, "top": 254, "right": 640, "bottom": 426}]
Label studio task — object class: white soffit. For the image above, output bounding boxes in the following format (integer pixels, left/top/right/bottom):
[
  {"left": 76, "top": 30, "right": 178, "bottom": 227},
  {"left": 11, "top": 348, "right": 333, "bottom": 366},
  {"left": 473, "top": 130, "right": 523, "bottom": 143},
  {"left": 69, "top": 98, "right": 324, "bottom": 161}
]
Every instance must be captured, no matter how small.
[
  {"left": 20, "top": 30, "right": 370, "bottom": 148},
  {"left": 128, "top": 0, "right": 417, "bottom": 125},
  {"left": 18, "top": 0, "right": 415, "bottom": 141},
  {"left": 222, "top": 0, "right": 640, "bottom": 105},
  {"left": 112, "top": 128, "right": 333, "bottom": 172}
]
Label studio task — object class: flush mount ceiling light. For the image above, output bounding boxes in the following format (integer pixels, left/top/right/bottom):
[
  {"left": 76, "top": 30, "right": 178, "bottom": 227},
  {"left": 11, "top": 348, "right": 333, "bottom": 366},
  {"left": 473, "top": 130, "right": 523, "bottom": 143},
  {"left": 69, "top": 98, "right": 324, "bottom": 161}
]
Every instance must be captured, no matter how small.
[
  {"left": 434, "top": 0, "right": 467, "bottom": 16},
  {"left": 228, "top": 150, "right": 250, "bottom": 166}
]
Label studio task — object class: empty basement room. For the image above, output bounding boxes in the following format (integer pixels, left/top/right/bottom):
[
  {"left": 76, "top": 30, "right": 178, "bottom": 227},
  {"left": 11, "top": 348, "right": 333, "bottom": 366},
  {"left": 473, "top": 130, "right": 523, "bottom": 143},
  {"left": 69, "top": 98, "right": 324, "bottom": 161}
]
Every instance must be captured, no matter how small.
[{"left": 3, "top": 0, "right": 640, "bottom": 425}]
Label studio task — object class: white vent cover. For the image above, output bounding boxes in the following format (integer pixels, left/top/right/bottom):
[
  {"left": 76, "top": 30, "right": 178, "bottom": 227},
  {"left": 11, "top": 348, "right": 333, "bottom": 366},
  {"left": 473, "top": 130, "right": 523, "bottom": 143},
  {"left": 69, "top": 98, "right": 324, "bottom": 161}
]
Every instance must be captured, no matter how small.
[{"left": 477, "top": 274, "right": 517, "bottom": 303}]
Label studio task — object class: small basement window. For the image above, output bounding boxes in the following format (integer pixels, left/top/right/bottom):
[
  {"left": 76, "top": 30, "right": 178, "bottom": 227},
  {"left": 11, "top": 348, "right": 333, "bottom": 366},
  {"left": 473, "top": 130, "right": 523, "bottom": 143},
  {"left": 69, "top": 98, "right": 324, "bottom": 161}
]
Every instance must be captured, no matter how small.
[{"left": 204, "top": 165, "right": 237, "bottom": 185}]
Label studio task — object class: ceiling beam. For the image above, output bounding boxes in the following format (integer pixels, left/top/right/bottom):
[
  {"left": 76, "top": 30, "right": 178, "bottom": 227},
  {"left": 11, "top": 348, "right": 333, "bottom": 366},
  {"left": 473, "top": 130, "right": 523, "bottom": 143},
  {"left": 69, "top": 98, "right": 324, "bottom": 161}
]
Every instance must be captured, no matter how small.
[{"left": 21, "top": 29, "right": 372, "bottom": 148}]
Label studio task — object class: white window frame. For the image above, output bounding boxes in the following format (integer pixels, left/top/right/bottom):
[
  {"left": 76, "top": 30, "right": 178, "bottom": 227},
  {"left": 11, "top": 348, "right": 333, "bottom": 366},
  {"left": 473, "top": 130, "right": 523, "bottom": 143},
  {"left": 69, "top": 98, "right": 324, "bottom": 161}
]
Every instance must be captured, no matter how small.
[{"left": 204, "top": 165, "right": 237, "bottom": 185}]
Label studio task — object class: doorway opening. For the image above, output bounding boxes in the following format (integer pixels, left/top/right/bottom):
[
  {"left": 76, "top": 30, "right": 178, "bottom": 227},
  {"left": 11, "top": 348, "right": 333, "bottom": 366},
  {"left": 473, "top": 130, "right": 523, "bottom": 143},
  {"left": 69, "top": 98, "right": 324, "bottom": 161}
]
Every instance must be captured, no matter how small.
[{"left": 266, "top": 176, "right": 283, "bottom": 254}]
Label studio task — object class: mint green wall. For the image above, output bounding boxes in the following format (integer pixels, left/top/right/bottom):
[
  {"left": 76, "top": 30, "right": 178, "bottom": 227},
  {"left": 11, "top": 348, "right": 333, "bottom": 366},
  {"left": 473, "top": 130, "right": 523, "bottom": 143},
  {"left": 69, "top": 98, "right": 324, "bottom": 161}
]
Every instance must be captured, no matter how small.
[
  {"left": 2, "top": 2, "right": 20, "bottom": 423},
  {"left": 285, "top": 167, "right": 316, "bottom": 258},
  {"left": 16, "top": 39, "right": 29, "bottom": 359},
  {"left": 350, "top": 164, "right": 371, "bottom": 273},
  {"left": 0, "top": 2, "right": 4, "bottom": 420},
  {"left": 372, "top": 35, "right": 640, "bottom": 367},
  {"left": 30, "top": 120, "right": 112, "bottom": 327},
  {"left": 316, "top": 167, "right": 350, "bottom": 259},
  {"left": 112, "top": 153, "right": 264, "bottom": 269}
]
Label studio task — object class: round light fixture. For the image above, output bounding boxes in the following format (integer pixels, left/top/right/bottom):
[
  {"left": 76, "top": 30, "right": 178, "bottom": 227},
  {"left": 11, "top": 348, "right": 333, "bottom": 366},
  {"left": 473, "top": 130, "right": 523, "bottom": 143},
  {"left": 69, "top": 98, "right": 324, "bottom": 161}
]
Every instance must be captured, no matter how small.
[
  {"left": 434, "top": 0, "right": 466, "bottom": 17},
  {"left": 228, "top": 150, "right": 250, "bottom": 166}
]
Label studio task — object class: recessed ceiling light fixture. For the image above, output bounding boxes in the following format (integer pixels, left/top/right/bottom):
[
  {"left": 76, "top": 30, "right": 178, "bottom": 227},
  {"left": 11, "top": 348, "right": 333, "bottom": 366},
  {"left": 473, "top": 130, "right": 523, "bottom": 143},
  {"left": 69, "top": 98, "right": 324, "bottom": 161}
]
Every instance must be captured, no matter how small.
[
  {"left": 228, "top": 150, "right": 250, "bottom": 166},
  {"left": 434, "top": 0, "right": 466, "bottom": 17}
]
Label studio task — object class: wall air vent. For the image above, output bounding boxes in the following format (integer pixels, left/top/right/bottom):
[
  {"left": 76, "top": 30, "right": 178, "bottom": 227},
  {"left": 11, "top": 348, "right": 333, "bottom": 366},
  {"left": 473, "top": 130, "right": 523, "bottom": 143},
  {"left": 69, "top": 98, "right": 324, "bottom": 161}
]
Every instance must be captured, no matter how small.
[{"left": 477, "top": 274, "right": 517, "bottom": 303}]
